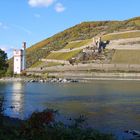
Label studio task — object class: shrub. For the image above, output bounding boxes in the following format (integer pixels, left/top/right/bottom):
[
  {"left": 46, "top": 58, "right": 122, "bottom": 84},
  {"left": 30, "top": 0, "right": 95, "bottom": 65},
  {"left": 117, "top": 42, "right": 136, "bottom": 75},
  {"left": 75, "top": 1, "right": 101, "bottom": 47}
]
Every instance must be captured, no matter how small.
[{"left": 0, "top": 97, "right": 4, "bottom": 126}]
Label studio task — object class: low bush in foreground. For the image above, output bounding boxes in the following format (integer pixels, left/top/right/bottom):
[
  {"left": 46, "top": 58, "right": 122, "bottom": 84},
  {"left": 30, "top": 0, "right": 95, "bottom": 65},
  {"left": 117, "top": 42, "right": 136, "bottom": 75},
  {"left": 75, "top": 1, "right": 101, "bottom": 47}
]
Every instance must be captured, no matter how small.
[{"left": 0, "top": 108, "right": 116, "bottom": 140}]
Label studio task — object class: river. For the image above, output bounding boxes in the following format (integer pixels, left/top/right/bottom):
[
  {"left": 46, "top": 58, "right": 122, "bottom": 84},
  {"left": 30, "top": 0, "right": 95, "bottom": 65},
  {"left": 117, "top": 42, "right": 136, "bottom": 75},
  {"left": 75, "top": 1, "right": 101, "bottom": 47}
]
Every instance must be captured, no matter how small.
[{"left": 0, "top": 80, "right": 140, "bottom": 139}]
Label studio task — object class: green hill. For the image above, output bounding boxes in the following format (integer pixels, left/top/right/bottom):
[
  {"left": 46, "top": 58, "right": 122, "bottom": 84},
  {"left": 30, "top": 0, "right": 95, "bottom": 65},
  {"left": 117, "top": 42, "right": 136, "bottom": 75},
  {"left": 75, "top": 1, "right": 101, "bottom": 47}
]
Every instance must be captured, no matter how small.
[{"left": 9, "top": 16, "right": 140, "bottom": 70}]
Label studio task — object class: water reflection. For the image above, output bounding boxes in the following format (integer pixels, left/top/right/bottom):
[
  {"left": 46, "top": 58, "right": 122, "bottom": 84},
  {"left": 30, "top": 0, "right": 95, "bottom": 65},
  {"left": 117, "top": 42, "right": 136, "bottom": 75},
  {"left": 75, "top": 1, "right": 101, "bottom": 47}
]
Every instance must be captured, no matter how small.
[
  {"left": 4, "top": 82, "right": 25, "bottom": 118},
  {"left": 11, "top": 82, "right": 24, "bottom": 112},
  {"left": 0, "top": 81, "right": 140, "bottom": 139}
]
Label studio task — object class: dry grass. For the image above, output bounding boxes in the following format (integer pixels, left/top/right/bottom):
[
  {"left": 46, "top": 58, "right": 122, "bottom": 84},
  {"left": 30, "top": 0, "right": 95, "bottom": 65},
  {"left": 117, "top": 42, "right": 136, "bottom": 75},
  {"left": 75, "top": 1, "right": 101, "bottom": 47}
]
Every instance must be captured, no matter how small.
[
  {"left": 31, "top": 61, "right": 62, "bottom": 68},
  {"left": 102, "top": 31, "right": 140, "bottom": 41},
  {"left": 64, "top": 39, "right": 92, "bottom": 49},
  {"left": 46, "top": 50, "right": 81, "bottom": 60},
  {"left": 111, "top": 50, "right": 140, "bottom": 64},
  {"left": 31, "top": 61, "right": 44, "bottom": 68},
  {"left": 46, "top": 62, "right": 62, "bottom": 67}
]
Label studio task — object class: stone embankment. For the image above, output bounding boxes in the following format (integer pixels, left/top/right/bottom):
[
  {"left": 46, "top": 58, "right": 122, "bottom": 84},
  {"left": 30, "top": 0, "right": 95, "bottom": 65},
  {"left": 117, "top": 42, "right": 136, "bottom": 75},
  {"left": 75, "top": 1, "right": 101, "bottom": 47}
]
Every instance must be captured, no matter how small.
[
  {"left": 26, "top": 63, "right": 140, "bottom": 80},
  {"left": 27, "top": 63, "right": 140, "bottom": 73},
  {"left": 47, "top": 72, "right": 140, "bottom": 81}
]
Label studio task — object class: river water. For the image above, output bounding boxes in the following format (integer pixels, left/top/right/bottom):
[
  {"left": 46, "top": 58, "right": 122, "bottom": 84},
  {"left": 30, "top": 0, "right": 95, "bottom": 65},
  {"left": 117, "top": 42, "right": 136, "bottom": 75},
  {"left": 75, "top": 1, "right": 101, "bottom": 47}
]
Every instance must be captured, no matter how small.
[{"left": 0, "top": 80, "right": 140, "bottom": 139}]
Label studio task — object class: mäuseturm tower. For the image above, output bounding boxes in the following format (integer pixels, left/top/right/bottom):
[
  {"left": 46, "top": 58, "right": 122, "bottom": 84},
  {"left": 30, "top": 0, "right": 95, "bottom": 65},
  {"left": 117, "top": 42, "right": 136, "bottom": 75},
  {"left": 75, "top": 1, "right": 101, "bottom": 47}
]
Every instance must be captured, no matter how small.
[{"left": 13, "top": 42, "right": 26, "bottom": 74}]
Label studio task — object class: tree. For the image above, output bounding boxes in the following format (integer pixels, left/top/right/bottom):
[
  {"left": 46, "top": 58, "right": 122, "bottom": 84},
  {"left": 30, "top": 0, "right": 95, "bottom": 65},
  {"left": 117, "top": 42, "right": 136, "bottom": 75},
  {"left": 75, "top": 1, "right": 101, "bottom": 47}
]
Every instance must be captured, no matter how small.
[{"left": 0, "top": 49, "right": 8, "bottom": 76}]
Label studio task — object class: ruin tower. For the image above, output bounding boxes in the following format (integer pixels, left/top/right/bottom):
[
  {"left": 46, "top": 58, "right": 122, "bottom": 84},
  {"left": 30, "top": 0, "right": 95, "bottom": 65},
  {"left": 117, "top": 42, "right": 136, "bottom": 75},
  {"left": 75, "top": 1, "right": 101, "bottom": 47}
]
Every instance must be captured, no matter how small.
[
  {"left": 97, "top": 37, "right": 101, "bottom": 48},
  {"left": 92, "top": 37, "right": 96, "bottom": 46},
  {"left": 13, "top": 42, "right": 26, "bottom": 74}
]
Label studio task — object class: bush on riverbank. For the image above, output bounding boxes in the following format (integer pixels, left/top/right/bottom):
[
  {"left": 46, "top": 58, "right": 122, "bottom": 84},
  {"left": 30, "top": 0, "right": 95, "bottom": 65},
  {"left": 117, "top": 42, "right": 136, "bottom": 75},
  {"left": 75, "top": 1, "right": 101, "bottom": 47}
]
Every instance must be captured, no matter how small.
[
  {"left": 0, "top": 96, "right": 117, "bottom": 140},
  {"left": 0, "top": 49, "right": 9, "bottom": 78},
  {"left": 0, "top": 104, "right": 116, "bottom": 140}
]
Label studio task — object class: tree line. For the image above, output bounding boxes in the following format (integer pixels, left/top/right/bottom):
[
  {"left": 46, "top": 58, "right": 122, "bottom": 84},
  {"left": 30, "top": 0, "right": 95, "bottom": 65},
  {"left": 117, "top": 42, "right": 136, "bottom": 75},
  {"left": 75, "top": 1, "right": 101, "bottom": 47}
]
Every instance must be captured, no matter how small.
[{"left": 0, "top": 49, "right": 9, "bottom": 77}]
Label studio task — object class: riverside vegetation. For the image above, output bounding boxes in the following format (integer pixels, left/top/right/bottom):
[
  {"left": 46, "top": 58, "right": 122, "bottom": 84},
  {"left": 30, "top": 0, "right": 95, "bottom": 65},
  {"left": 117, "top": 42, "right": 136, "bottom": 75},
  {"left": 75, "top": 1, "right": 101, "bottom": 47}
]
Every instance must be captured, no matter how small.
[
  {"left": 0, "top": 97, "right": 116, "bottom": 140},
  {"left": 0, "top": 49, "right": 9, "bottom": 77}
]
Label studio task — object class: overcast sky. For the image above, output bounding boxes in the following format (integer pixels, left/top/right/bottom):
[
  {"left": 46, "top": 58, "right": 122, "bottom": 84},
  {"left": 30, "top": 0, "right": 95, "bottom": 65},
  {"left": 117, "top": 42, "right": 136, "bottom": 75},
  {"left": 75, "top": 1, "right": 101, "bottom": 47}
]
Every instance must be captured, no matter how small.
[{"left": 0, "top": 0, "right": 140, "bottom": 58}]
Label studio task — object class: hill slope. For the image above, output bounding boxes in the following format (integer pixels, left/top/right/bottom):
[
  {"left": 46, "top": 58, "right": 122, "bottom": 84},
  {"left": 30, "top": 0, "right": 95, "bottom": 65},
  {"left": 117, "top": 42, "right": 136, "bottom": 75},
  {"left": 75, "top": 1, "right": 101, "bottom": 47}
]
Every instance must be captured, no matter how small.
[{"left": 9, "top": 16, "right": 140, "bottom": 70}]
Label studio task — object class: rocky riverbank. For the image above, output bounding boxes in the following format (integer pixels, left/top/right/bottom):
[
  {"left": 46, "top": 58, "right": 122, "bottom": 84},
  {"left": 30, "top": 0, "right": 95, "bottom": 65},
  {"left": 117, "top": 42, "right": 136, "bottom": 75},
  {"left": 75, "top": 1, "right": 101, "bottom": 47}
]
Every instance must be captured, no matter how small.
[
  {"left": 0, "top": 77, "right": 79, "bottom": 83},
  {"left": 1, "top": 72, "right": 140, "bottom": 84},
  {"left": 0, "top": 77, "right": 31, "bottom": 82},
  {"left": 26, "top": 78, "right": 79, "bottom": 83}
]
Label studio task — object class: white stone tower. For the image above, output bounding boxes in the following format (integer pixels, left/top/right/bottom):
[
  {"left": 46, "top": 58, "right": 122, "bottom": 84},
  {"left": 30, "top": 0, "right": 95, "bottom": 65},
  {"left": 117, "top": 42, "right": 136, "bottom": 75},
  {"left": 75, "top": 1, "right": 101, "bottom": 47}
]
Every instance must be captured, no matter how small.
[{"left": 13, "top": 42, "right": 26, "bottom": 74}]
